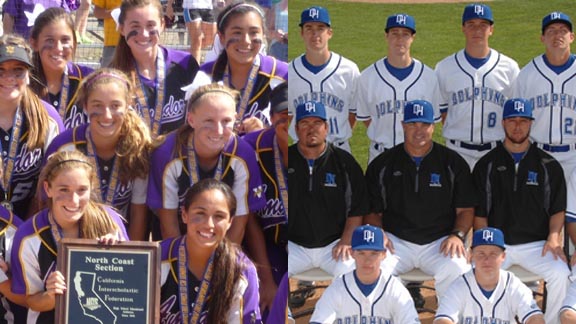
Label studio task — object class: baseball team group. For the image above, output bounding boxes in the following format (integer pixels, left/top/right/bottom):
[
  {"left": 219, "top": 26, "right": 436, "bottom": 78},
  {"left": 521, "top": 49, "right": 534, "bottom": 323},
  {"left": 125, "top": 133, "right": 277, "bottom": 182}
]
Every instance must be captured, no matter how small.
[{"left": 288, "top": 3, "right": 576, "bottom": 324}]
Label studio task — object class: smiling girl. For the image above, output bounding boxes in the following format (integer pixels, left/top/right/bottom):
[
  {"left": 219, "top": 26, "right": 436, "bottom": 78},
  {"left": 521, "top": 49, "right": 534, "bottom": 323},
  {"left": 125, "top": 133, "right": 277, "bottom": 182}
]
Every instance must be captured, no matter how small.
[
  {"left": 29, "top": 8, "right": 94, "bottom": 130},
  {"left": 10, "top": 150, "right": 128, "bottom": 324},
  {"left": 0, "top": 34, "right": 64, "bottom": 218},
  {"left": 147, "top": 83, "right": 265, "bottom": 242},
  {"left": 159, "top": 178, "right": 261, "bottom": 323},
  {"left": 187, "top": 1, "right": 288, "bottom": 134},
  {"left": 109, "top": 0, "right": 205, "bottom": 138},
  {"left": 45, "top": 68, "right": 153, "bottom": 241}
]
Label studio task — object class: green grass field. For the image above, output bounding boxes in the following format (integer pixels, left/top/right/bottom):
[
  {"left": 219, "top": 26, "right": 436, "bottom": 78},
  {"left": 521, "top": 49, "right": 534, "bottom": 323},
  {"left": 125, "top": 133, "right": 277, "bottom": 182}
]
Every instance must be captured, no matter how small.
[{"left": 288, "top": 0, "right": 574, "bottom": 168}]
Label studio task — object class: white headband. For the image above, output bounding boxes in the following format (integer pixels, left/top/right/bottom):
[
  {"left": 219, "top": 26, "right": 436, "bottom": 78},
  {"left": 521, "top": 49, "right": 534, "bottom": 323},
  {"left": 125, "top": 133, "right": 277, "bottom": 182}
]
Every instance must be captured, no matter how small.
[{"left": 218, "top": 3, "right": 264, "bottom": 30}]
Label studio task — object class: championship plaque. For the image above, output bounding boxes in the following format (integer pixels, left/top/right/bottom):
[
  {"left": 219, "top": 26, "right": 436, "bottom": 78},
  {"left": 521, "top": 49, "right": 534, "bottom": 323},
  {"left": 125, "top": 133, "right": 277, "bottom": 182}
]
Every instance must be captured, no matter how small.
[{"left": 56, "top": 239, "right": 160, "bottom": 324}]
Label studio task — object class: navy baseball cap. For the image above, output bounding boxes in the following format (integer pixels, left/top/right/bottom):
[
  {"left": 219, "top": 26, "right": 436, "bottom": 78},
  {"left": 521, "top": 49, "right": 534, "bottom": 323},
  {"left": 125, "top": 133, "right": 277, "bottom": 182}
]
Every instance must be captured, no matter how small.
[
  {"left": 542, "top": 12, "right": 572, "bottom": 34},
  {"left": 462, "top": 4, "right": 494, "bottom": 25},
  {"left": 386, "top": 14, "right": 416, "bottom": 34},
  {"left": 299, "top": 6, "right": 331, "bottom": 27},
  {"left": 503, "top": 98, "right": 534, "bottom": 120},
  {"left": 472, "top": 227, "right": 505, "bottom": 250},
  {"left": 296, "top": 101, "right": 327, "bottom": 122},
  {"left": 270, "top": 82, "right": 288, "bottom": 114},
  {"left": 351, "top": 225, "right": 386, "bottom": 251},
  {"left": 403, "top": 100, "right": 434, "bottom": 124},
  {"left": 0, "top": 44, "right": 32, "bottom": 67}
]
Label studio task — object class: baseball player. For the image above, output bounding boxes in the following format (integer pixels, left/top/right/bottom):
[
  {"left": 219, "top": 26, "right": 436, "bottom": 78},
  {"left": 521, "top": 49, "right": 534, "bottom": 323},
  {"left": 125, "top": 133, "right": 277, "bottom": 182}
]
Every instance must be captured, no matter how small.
[
  {"left": 288, "top": 6, "right": 360, "bottom": 153},
  {"left": 561, "top": 167, "right": 576, "bottom": 323},
  {"left": 310, "top": 224, "right": 420, "bottom": 324},
  {"left": 436, "top": 3, "right": 519, "bottom": 168},
  {"left": 513, "top": 12, "right": 576, "bottom": 179},
  {"left": 434, "top": 227, "right": 545, "bottom": 324},
  {"left": 365, "top": 100, "right": 475, "bottom": 298},
  {"left": 355, "top": 13, "right": 441, "bottom": 164},
  {"left": 288, "top": 101, "right": 369, "bottom": 277},
  {"left": 473, "top": 98, "right": 569, "bottom": 324}
]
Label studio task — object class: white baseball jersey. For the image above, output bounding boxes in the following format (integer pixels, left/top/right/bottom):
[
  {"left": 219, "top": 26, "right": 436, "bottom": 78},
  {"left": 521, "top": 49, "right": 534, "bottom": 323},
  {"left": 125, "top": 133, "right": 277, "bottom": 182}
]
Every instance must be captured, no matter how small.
[
  {"left": 436, "top": 49, "right": 519, "bottom": 144},
  {"left": 513, "top": 54, "right": 576, "bottom": 145},
  {"left": 355, "top": 58, "right": 441, "bottom": 162},
  {"left": 310, "top": 270, "right": 420, "bottom": 324},
  {"left": 288, "top": 52, "right": 360, "bottom": 149},
  {"left": 435, "top": 269, "right": 542, "bottom": 324}
]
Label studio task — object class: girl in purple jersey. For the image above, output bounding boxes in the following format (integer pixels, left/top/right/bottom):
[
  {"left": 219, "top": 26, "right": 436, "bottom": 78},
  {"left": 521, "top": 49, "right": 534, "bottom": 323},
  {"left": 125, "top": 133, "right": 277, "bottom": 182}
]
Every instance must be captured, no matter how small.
[
  {"left": 29, "top": 8, "right": 94, "bottom": 130},
  {"left": 159, "top": 178, "right": 261, "bottom": 324},
  {"left": 45, "top": 68, "right": 153, "bottom": 241},
  {"left": 0, "top": 34, "right": 64, "bottom": 219},
  {"left": 147, "top": 83, "right": 266, "bottom": 243},
  {"left": 10, "top": 150, "right": 128, "bottom": 324},
  {"left": 190, "top": 1, "right": 288, "bottom": 134},
  {"left": 109, "top": 0, "right": 202, "bottom": 138}
]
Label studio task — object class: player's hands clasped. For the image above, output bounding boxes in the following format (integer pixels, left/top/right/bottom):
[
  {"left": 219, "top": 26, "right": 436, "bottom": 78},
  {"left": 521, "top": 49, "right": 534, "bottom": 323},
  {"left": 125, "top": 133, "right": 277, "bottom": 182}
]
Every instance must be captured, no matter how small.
[
  {"left": 440, "top": 235, "right": 467, "bottom": 258},
  {"left": 332, "top": 241, "right": 352, "bottom": 261}
]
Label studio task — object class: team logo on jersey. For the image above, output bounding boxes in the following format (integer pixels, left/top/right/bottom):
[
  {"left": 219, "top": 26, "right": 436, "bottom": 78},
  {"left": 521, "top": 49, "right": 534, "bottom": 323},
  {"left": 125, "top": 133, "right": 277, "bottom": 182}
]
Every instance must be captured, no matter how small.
[
  {"left": 429, "top": 173, "right": 442, "bottom": 187},
  {"left": 451, "top": 87, "right": 506, "bottom": 107},
  {"left": 526, "top": 171, "right": 539, "bottom": 186},
  {"left": 324, "top": 172, "right": 337, "bottom": 187},
  {"left": 308, "top": 8, "right": 320, "bottom": 19},
  {"left": 463, "top": 316, "right": 510, "bottom": 324},
  {"left": 252, "top": 185, "right": 264, "bottom": 198}
]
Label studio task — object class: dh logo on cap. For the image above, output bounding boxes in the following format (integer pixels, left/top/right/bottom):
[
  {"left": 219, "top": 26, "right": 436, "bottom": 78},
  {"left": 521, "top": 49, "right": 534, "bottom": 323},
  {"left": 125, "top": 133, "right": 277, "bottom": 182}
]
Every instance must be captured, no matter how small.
[
  {"left": 413, "top": 103, "right": 424, "bottom": 116},
  {"left": 308, "top": 8, "right": 320, "bottom": 19},
  {"left": 514, "top": 101, "right": 525, "bottom": 113},
  {"left": 305, "top": 102, "right": 316, "bottom": 113},
  {"left": 482, "top": 229, "right": 494, "bottom": 242},
  {"left": 396, "top": 14, "right": 407, "bottom": 25},
  {"left": 551, "top": 12, "right": 563, "bottom": 20},
  {"left": 363, "top": 230, "right": 375, "bottom": 243},
  {"left": 474, "top": 5, "right": 484, "bottom": 15}
]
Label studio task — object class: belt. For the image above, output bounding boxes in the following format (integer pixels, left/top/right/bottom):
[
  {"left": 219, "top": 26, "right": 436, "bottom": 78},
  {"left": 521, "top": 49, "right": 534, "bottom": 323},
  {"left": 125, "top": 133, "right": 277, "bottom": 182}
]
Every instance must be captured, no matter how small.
[
  {"left": 449, "top": 140, "right": 498, "bottom": 151},
  {"left": 538, "top": 143, "right": 576, "bottom": 153}
]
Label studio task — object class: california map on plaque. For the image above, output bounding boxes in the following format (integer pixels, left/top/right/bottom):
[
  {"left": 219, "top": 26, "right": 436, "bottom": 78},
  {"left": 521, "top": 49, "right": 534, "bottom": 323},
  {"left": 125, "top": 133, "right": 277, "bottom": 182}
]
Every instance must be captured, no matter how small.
[{"left": 73, "top": 271, "right": 118, "bottom": 324}]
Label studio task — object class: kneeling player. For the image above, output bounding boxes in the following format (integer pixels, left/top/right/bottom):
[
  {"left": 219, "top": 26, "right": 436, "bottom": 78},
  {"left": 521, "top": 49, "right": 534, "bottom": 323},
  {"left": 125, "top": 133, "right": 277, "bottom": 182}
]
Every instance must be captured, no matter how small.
[
  {"left": 434, "top": 227, "right": 544, "bottom": 324},
  {"left": 310, "top": 224, "right": 419, "bottom": 324}
]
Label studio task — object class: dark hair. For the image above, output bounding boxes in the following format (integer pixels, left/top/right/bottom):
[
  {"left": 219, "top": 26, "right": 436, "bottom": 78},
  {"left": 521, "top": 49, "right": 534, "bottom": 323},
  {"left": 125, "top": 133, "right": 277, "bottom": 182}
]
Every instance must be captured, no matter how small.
[
  {"left": 29, "top": 7, "right": 77, "bottom": 99},
  {"left": 109, "top": 0, "right": 163, "bottom": 72},
  {"left": 181, "top": 179, "right": 242, "bottom": 324},
  {"left": 212, "top": 1, "right": 265, "bottom": 81}
]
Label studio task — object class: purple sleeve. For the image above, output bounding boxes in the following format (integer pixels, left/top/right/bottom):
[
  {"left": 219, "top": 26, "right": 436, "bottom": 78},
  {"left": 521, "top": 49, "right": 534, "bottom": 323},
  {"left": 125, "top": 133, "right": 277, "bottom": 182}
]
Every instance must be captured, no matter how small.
[
  {"left": 105, "top": 206, "right": 129, "bottom": 240},
  {"left": 147, "top": 133, "right": 177, "bottom": 210},
  {"left": 234, "top": 138, "right": 266, "bottom": 213},
  {"left": 42, "top": 100, "right": 65, "bottom": 132},
  {"left": 3, "top": 0, "right": 19, "bottom": 17},
  {"left": 267, "top": 273, "right": 288, "bottom": 324},
  {"left": 241, "top": 256, "right": 262, "bottom": 324},
  {"left": 10, "top": 215, "right": 40, "bottom": 294}
]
